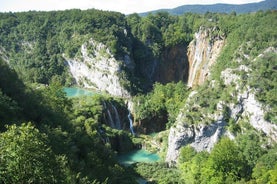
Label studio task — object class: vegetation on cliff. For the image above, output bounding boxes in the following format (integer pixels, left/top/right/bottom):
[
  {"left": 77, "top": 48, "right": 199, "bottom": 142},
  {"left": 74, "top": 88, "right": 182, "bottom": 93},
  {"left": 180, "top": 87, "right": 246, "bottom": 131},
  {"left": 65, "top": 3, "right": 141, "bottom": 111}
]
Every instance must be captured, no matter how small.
[
  {"left": 0, "top": 9, "right": 132, "bottom": 85},
  {"left": 0, "top": 8, "right": 276, "bottom": 183}
]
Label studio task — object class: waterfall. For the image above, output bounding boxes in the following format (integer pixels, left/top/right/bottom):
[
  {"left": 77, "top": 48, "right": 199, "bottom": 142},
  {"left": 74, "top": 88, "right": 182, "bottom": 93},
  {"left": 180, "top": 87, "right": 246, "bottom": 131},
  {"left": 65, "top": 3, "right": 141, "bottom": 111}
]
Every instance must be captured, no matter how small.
[
  {"left": 187, "top": 32, "right": 202, "bottom": 87},
  {"left": 187, "top": 27, "right": 225, "bottom": 87},
  {"left": 112, "top": 104, "right": 122, "bottom": 129},
  {"left": 128, "top": 111, "right": 135, "bottom": 135},
  {"left": 104, "top": 101, "right": 121, "bottom": 130},
  {"left": 107, "top": 109, "right": 116, "bottom": 128}
]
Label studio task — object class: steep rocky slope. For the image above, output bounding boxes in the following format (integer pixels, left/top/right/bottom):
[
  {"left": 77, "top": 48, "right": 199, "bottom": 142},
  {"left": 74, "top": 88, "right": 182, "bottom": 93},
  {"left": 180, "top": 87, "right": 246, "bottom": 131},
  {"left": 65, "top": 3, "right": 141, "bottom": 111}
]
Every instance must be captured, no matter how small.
[
  {"left": 65, "top": 38, "right": 190, "bottom": 97},
  {"left": 65, "top": 39, "right": 132, "bottom": 97},
  {"left": 166, "top": 47, "right": 277, "bottom": 164}
]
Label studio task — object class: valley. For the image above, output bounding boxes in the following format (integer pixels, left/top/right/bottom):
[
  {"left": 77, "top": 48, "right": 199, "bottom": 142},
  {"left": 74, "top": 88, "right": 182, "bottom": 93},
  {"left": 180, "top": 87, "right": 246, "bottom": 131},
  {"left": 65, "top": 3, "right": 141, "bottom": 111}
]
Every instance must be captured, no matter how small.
[{"left": 0, "top": 7, "right": 277, "bottom": 184}]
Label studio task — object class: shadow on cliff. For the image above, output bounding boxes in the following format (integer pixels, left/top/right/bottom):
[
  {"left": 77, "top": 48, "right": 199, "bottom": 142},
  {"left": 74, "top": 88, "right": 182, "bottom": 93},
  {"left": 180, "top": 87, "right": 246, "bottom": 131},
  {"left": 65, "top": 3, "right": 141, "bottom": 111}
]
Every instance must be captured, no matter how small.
[{"left": 131, "top": 38, "right": 189, "bottom": 94}]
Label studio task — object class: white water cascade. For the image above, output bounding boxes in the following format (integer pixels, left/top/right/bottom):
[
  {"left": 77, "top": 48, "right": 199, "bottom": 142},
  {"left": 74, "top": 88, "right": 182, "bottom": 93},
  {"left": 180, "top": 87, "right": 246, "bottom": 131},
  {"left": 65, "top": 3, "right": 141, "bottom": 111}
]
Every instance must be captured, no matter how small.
[
  {"left": 112, "top": 104, "right": 122, "bottom": 129},
  {"left": 128, "top": 111, "right": 135, "bottom": 135},
  {"left": 107, "top": 109, "right": 116, "bottom": 129}
]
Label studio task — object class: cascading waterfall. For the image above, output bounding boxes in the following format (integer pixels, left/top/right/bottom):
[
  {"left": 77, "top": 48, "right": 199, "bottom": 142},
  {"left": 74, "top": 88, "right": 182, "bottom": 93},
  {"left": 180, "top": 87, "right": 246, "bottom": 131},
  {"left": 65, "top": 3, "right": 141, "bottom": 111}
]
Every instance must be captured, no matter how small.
[
  {"left": 187, "top": 32, "right": 202, "bottom": 87},
  {"left": 107, "top": 109, "right": 116, "bottom": 129},
  {"left": 128, "top": 111, "right": 135, "bottom": 135},
  {"left": 112, "top": 104, "right": 122, "bottom": 129},
  {"left": 187, "top": 27, "right": 225, "bottom": 87}
]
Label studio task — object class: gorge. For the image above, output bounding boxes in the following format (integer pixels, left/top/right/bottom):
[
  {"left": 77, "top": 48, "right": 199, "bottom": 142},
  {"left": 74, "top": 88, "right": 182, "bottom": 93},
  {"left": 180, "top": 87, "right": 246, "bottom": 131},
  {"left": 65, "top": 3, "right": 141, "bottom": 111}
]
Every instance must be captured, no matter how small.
[{"left": 0, "top": 9, "right": 276, "bottom": 183}]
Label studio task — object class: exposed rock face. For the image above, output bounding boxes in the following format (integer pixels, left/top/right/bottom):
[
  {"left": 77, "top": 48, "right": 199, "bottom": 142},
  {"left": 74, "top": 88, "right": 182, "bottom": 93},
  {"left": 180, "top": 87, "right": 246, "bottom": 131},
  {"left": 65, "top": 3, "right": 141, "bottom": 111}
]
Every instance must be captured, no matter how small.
[
  {"left": 240, "top": 92, "right": 277, "bottom": 140},
  {"left": 65, "top": 39, "right": 131, "bottom": 97},
  {"left": 221, "top": 59, "right": 277, "bottom": 141},
  {"left": 166, "top": 109, "right": 227, "bottom": 164},
  {"left": 135, "top": 44, "right": 189, "bottom": 88},
  {"left": 187, "top": 27, "right": 225, "bottom": 87},
  {"left": 154, "top": 45, "right": 189, "bottom": 84},
  {"left": 166, "top": 47, "right": 277, "bottom": 164},
  {"left": 166, "top": 27, "right": 226, "bottom": 164}
]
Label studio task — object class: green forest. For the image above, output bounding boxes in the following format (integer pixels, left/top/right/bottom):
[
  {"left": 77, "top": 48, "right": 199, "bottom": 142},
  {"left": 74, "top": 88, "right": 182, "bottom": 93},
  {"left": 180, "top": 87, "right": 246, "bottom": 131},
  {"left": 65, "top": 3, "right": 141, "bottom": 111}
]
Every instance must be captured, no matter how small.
[{"left": 0, "top": 8, "right": 277, "bottom": 183}]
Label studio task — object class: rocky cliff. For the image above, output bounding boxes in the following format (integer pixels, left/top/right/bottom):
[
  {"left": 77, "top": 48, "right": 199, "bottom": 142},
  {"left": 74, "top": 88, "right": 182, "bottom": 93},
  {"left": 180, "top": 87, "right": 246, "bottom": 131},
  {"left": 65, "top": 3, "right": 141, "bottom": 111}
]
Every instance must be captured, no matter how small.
[
  {"left": 65, "top": 39, "right": 132, "bottom": 97},
  {"left": 66, "top": 27, "right": 224, "bottom": 97},
  {"left": 153, "top": 45, "right": 189, "bottom": 84},
  {"left": 66, "top": 38, "right": 190, "bottom": 97},
  {"left": 166, "top": 47, "right": 277, "bottom": 164},
  {"left": 187, "top": 27, "right": 225, "bottom": 87},
  {"left": 165, "top": 92, "right": 228, "bottom": 164}
]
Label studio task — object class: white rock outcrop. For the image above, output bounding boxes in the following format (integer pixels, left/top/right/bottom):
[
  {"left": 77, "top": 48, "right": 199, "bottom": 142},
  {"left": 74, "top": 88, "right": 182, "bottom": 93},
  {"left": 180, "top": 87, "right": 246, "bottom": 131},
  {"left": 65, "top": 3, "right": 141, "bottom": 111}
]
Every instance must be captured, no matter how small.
[
  {"left": 221, "top": 59, "right": 277, "bottom": 141},
  {"left": 166, "top": 110, "right": 226, "bottom": 164},
  {"left": 65, "top": 39, "right": 131, "bottom": 97},
  {"left": 240, "top": 92, "right": 277, "bottom": 140},
  {"left": 166, "top": 47, "right": 277, "bottom": 164}
]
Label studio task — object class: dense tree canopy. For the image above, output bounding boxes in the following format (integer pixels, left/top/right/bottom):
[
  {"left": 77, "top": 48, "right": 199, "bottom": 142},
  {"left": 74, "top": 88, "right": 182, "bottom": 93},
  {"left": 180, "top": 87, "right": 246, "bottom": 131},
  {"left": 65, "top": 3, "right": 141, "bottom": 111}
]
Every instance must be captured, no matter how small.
[
  {"left": 0, "top": 8, "right": 276, "bottom": 183},
  {"left": 0, "top": 123, "right": 66, "bottom": 183}
]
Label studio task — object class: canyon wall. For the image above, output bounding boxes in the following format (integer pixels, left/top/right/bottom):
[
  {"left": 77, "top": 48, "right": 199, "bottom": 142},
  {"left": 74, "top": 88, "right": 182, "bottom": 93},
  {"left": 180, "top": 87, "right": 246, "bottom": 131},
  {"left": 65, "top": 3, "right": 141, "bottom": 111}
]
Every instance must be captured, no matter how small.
[
  {"left": 65, "top": 39, "right": 132, "bottom": 97},
  {"left": 65, "top": 27, "right": 224, "bottom": 97},
  {"left": 153, "top": 44, "right": 189, "bottom": 84},
  {"left": 187, "top": 27, "right": 225, "bottom": 87},
  {"left": 166, "top": 47, "right": 277, "bottom": 164}
]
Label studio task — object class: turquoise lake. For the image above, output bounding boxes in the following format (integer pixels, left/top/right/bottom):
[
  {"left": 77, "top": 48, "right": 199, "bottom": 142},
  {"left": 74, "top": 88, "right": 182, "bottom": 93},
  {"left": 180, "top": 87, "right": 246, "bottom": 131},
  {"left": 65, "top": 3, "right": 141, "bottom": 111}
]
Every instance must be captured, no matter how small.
[
  {"left": 117, "top": 149, "right": 160, "bottom": 165},
  {"left": 63, "top": 87, "right": 95, "bottom": 97}
]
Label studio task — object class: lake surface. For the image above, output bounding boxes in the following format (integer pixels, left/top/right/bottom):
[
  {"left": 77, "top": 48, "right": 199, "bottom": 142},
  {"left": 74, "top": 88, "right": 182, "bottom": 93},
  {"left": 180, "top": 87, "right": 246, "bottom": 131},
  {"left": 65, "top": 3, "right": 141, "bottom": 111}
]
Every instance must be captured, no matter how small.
[
  {"left": 63, "top": 87, "right": 95, "bottom": 97},
  {"left": 117, "top": 149, "right": 160, "bottom": 165}
]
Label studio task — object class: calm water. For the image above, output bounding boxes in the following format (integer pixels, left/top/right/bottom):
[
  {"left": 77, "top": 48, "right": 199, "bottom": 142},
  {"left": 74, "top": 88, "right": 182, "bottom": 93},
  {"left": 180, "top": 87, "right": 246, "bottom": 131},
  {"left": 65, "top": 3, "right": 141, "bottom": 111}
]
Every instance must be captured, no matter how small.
[
  {"left": 117, "top": 149, "right": 160, "bottom": 165},
  {"left": 63, "top": 87, "right": 95, "bottom": 97}
]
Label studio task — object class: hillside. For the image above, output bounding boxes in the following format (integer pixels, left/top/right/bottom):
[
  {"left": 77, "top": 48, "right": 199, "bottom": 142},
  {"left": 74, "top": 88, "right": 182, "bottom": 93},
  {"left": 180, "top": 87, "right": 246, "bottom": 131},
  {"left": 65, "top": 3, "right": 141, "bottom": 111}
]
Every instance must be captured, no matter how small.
[
  {"left": 140, "top": 0, "right": 277, "bottom": 16},
  {"left": 0, "top": 9, "right": 277, "bottom": 183}
]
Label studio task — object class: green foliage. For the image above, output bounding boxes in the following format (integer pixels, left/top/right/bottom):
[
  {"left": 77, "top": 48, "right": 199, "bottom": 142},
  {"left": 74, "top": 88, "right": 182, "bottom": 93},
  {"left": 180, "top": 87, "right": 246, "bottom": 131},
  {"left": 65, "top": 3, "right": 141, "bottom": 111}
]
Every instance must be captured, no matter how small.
[
  {"left": 0, "top": 59, "right": 136, "bottom": 183},
  {"left": 212, "top": 11, "right": 277, "bottom": 80},
  {"left": 0, "top": 9, "right": 277, "bottom": 184},
  {"left": 237, "top": 131, "right": 266, "bottom": 170},
  {"left": 127, "top": 12, "right": 193, "bottom": 57},
  {"left": 181, "top": 81, "right": 225, "bottom": 125},
  {"left": 0, "top": 90, "right": 21, "bottom": 125},
  {"left": 0, "top": 123, "right": 66, "bottom": 183},
  {"left": 178, "top": 137, "right": 277, "bottom": 184},
  {"left": 0, "top": 58, "right": 70, "bottom": 127},
  {"left": 134, "top": 81, "right": 189, "bottom": 129},
  {"left": 179, "top": 151, "right": 209, "bottom": 184},
  {"left": 252, "top": 145, "right": 277, "bottom": 184},
  {"left": 0, "top": 9, "right": 132, "bottom": 85},
  {"left": 134, "top": 162, "right": 184, "bottom": 183},
  {"left": 248, "top": 52, "right": 277, "bottom": 124},
  {"left": 178, "top": 145, "right": 197, "bottom": 163},
  {"left": 201, "top": 138, "right": 246, "bottom": 183}
]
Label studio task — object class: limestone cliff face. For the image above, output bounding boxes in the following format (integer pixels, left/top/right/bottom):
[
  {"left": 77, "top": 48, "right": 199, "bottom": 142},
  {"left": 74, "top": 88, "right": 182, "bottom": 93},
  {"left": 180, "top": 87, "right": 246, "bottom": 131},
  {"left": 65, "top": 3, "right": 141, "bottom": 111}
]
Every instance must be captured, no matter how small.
[
  {"left": 65, "top": 39, "right": 132, "bottom": 97},
  {"left": 187, "top": 27, "right": 225, "bottom": 87},
  {"left": 154, "top": 45, "right": 188, "bottom": 84},
  {"left": 166, "top": 47, "right": 277, "bottom": 164},
  {"left": 166, "top": 97, "right": 227, "bottom": 164},
  {"left": 135, "top": 44, "right": 189, "bottom": 88},
  {"left": 221, "top": 51, "right": 277, "bottom": 141}
]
